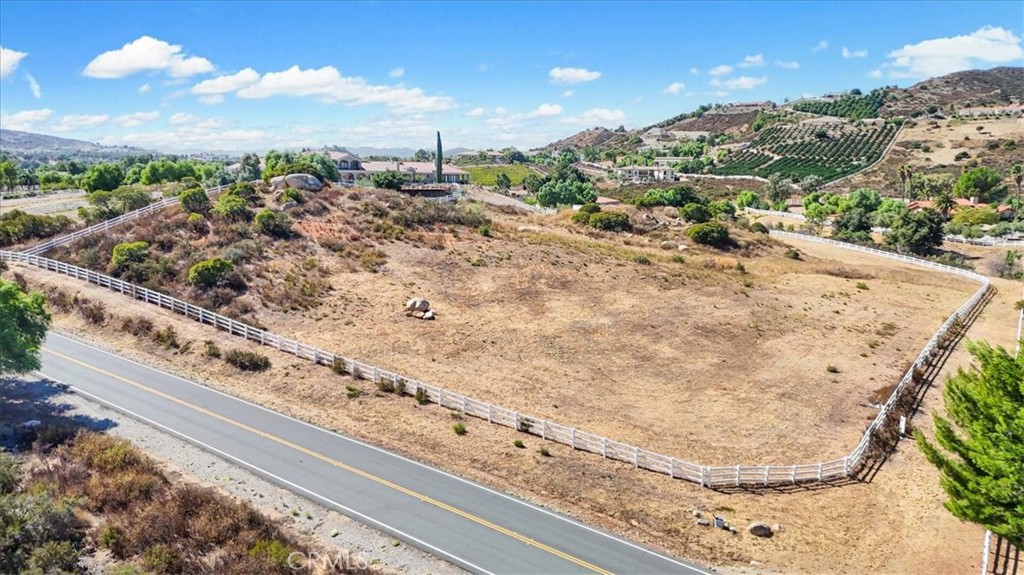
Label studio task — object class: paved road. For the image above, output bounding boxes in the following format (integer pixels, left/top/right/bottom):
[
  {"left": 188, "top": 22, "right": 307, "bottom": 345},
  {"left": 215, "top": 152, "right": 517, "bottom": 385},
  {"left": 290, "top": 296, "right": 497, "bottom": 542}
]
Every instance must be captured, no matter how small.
[{"left": 38, "top": 332, "right": 709, "bottom": 575}]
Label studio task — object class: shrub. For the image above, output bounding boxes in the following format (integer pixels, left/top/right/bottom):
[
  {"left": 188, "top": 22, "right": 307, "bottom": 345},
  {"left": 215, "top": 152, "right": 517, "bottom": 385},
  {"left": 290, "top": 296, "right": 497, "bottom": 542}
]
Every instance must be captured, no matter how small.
[
  {"left": 0, "top": 452, "right": 19, "bottom": 494},
  {"left": 686, "top": 221, "right": 732, "bottom": 247},
  {"left": 248, "top": 539, "right": 293, "bottom": 569},
  {"left": 186, "top": 212, "right": 207, "bottom": 233},
  {"left": 143, "top": 543, "right": 185, "bottom": 575},
  {"left": 179, "top": 187, "right": 211, "bottom": 214},
  {"left": 571, "top": 210, "right": 593, "bottom": 225},
  {"left": 150, "top": 325, "right": 180, "bottom": 349},
  {"left": 279, "top": 187, "right": 304, "bottom": 204},
  {"left": 750, "top": 222, "right": 769, "bottom": 234},
  {"left": 678, "top": 203, "right": 711, "bottom": 223},
  {"left": 826, "top": 364, "right": 839, "bottom": 373},
  {"left": 331, "top": 358, "right": 347, "bottom": 375},
  {"left": 203, "top": 340, "right": 221, "bottom": 358},
  {"left": 539, "top": 446, "right": 551, "bottom": 457},
  {"left": 453, "top": 423, "right": 467, "bottom": 436},
  {"left": 188, "top": 258, "right": 234, "bottom": 288},
  {"left": 634, "top": 255, "right": 652, "bottom": 265},
  {"left": 513, "top": 440, "right": 525, "bottom": 449},
  {"left": 578, "top": 202, "right": 601, "bottom": 215},
  {"left": 109, "top": 241, "right": 150, "bottom": 275},
  {"left": 253, "top": 208, "right": 292, "bottom": 237},
  {"left": 588, "top": 211, "right": 631, "bottom": 232},
  {"left": 27, "top": 540, "right": 79, "bottom": 574},
  {"left": 211, "top": 194, "right": 251, "bottom": 222},
  {"left": 223, "top": 349, "right": 271, "bottom": 372},
  {"left": 414, "top": 388, "right": 429, "bottom": 405},
  {"left": 856, "top": 282, "right": 869, "bottom": 290},
  {"left": 671, "top": 254, "right": 685, "bottom": 263},
  {"left": 76, "top": 298, "right": 107, "bottom": 325},
  {"left": 784, "top": 247, "right": 801, "bottom": 260},
  {"left": 477, "top": 223, "right": 491, "bottom": 237},
  {"left": 346, "top": 385, "right": 361, "bottom": 399},
  {"left": 122, "top": 317, "right": 154, "bottom": 337}
]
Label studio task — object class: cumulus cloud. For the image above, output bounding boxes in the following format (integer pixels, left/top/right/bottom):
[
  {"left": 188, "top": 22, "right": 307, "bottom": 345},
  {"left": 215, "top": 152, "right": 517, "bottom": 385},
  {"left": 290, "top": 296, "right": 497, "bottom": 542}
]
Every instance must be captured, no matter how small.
[
  {"left": 712, "top": 76, "right": 767, "bottom": 90},
  {"left": 0, "top": 46, "right": 28, "bottom": 79},
  {"left": 562, "top": 90, "right": 573, "bottom": 98},
  {"left": 813, "top": 40, "right": 829, "bottom": 52},
  {"left": 527, "top": 103, "right": 562, "bottom": 117},
  {"left": 867, "top": 69, "right": 883, "bottom": 79},
  {"left": 548, "top": 66, "right": 601, "bottom": 84},
  {"left": 232, "top": 65, "right": 455, "bottom": 113},
  {"left": 138, "top": 83, "right": 151, "bottom": 94},
  {"left": 467, "top": 107, "right": 486, "bottom": 117},
  {"left": 83, "top": 36, "right": 214, "bottom": 79},
  {"left": 739, "top": 54, "right": 765, "bottom": 68},
  {"left": 562, "top": 107, "right": 626, "bottom": 126},
  {"left": 884, "top": 26, "right": 1024, "bottom": 78},
  {"left": 774, "top": 60, "right": 800, "bottom": 69},
  {"left": 708, "top": 65, "right": 733, "bottom": 76},
  {"left": 199, "top": 94, "right": 224, "bottom": 105},
  {"left": 842, "top": 47, "right": 868, "bottom": 59},
  {"left": 26, "top": 73, "right": 41, "bottom": 99},
  {"left": 191, "top": 68, "right": 260, "bottom": 95},
  {"left": 0, "top": 108, "right": 53, "bottom": 131},
  {"left": 662, "top": 82, "right": 686, "bottom": 95},
  {"left": 51, "top": 114, "right": 110, "bottom": 132},
  {"left": 494, "top": 107, "right": 508, "bottom": 115},
  {"left": 113, "top": 111, "right": 160, "bottom": 127},
  {"left": 389, "top": 67, "right": 404, "bottom": 78}
]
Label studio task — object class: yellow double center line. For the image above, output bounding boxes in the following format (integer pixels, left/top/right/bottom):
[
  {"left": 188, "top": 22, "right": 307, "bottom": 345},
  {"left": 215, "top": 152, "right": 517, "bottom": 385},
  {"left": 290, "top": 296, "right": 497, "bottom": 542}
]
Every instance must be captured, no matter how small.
[{"left": 44, "top": 347, "right": 613, "bottom": 575}]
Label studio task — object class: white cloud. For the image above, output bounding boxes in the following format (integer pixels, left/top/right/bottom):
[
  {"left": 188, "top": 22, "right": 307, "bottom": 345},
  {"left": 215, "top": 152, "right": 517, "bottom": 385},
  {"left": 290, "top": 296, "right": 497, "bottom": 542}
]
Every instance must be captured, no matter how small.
[
  {"left": 199, "top": 94, "right": 224, "bottom": 105},
  {"left": 168, "top": 113, "right": 224, "bottom": 129},
  {"left": 527, "top": 103, "right": 563, "bottom": 118},
  {"left": 867, "top": 69, "right": 883, "bottom": 79},
  {"left": 662, "top": 82, "right": 686, "bottom": 95},
  {"left": 83, "top": 36, "right": 214, "bottom": 79},
  {"left": 689, "top": 67, "right": 700, "bottom": 75},
  {"left": 884, "top": 26, "right": 1024, "bottom": 78},
  {"left": 467, "top": 107, "right": 486, "bottom": 117},
  {"left": 842, "top": 47, "right": 869, "bottom": 59},
  {"left": 25, "top": 73, "right": 41, "bottom": 99},
  {"left": 548, "top": 66, "right": 601, "bottom": 84},
  {"left": 138, "top": 83, "right": 151, "bottom": 94},
  {"left": 813, "top": 40, "right": 829, "bottom": 52},
  {"left": 562, "top": 107, "right": 626, "bottom": 126},
  {"left": 712, "top": 90, "right": 730, "bottom": 98},
  {"left": 51, "top": 114, "right": 110, "bottom": 132},
  {"left": 774, "top": 60, "right": 800, "bottom": 69},
  {"left": 562, "top": 90, "right": 573, "bottom": 98},
  {"left": 101, "top": 127, "right": 275, "bottom": 152},
  {"left": 739, "top": 54, "right": 765, "bottom": 68},
  {"left": 0, "top": 46, "right": 28, "bottom": 79},
  {"left": 389, "top": 67, "right": 404, "bottom": 78},
  {"left": 233, "top": 65, "right": 455, "bottom": 113},
  {"left": 708, "top": 65, "right": 733, "bottom": 76},
  {"left": 494, "top": 106, "right": 508, "bottom": 115},
  {"left": 0, "top": 108, "right": 53, "bottom": 131},
  {"left": 713, "top": 76, "right": 767, "bottom": 90},
  {"left": 191, "top": 68, "right": 259, "bottom": 95},
  {"left": 113, "top": 111, "right": 160, "bottom": 127},
  {"left": 169, "top": 113, "right": 198, "bottom": 124}
]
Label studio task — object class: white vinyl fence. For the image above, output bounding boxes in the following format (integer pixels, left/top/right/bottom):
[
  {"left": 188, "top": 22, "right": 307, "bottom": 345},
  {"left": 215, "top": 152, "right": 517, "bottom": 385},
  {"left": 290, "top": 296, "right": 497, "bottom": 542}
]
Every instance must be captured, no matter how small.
[
  {"left": 24, "top": 184, "right": 230, "bottom": 256},
  {"left": 0, "top": 228, "right": 991, "bottom": 487}
]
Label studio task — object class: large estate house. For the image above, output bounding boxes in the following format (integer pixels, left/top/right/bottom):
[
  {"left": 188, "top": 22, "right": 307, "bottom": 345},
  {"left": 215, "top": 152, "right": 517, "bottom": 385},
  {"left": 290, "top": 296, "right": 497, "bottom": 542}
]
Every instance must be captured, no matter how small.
[{"left": 326, "top": 151, "right": 470, "bottom": 184}]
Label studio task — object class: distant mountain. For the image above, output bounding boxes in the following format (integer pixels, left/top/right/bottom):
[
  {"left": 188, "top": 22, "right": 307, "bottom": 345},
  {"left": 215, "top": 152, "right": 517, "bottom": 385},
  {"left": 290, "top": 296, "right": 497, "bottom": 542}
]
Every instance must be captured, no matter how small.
[{"left": 0, "top": 129, "right": 149, "bottom": 155}]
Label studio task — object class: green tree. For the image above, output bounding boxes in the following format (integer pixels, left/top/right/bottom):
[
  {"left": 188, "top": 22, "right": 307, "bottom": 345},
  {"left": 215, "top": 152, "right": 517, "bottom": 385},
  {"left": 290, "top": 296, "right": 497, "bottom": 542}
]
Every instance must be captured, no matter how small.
[
  {"left": 371, "top": 170, "right": 405, "bottom": 191},
  {"left": 840, "top": 188, "right": 882, "bottom": 213},
  {"left": 951, "top": 207, "right": 1000, "bottom": 226},
  {"left": 188, "top": 258, "right": 234, "bottom": 288},
  {"left": 494, "top": 172, "right": 511, "bottom": 192},
  {"left": 179, "top": 187, "right": 211, "bottom": 214},
  {"left": 0, "top": 279, "right": 51, "bottom": 374},
  {"left": 109, "top": 241, "right": 149, "bottom": 275},
  {"left": 953, "top": 167, "right": 1008, "bottom": 204},
  {"left": 799, "top": 174, "right": 822, "bottom": 196},
  {"left": 686, "top": 221, "right": 732, "bottom": 247},
  {"left": 897, "top": 164, "right": 912, "bottom": 201},
  {"left": 435, "top": 131, "right": 443, "bottom": 184},
  {"left": 238, "top": 153, "right": 262, "bottom": 182},
  {"left": 0, "top": 160, "right": 19, "bottom": 192},
  {"left": 678, "top": 203, "right": 711, "bottom": 223},
  {"left": 707, "top": 199, "right": 736, "bottom": 219},
  {"left": 735, "top": 190, "right": 769, "bottom": 210},
  {"left": 253, "top": 208, "right": 292, "bottom": 237},
  {"left": 915, "top": 340, "right": 1024, "bottom": 546},
  {"left": 522, "top": 173, "right": 545, "bottom": 195},
  {"left": 81, "top": 163, "right": 125, "bottom": 192},
  {"left": 535, "top": 180, "right": 595, "bottom": 207},
  {"left": 885, "top": 208, "right": 944, "bottom": 254},
  {"left": 910, "top": 172, "right": 955, "bottom": 200},
  {"left": 764, "top": 173, "right": 791, "bottom": 204},
  {"left": 934, "top": 191, "right": 956, "bottom": 218},
  {"left": 833, "top": 207, "right": 872, "bottom": 242}
]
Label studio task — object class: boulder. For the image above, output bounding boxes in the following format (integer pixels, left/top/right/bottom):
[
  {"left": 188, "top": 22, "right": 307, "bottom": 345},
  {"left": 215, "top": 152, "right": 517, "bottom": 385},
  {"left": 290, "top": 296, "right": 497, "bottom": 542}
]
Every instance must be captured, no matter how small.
[
  {"left": 748, "top": 522, "right": 774, "bottom": 538},
  {"left": 422, "top": 310, "right": 436, "bottom": 320},
  {"left": 280, "top": 201, "right": 298, "bottom": 211},
  {"left": 678, "top": 244, "right": 689, "bottom": 251},
  {"left": 284, "top": 173, "right": 323, "bottom": 191},
  {"left": 696, "top": 518, "right": 710, "bottom": 527},
  {"left": 405, "top": 298, "right": 430, "bottom": 313},
  {"left": 660, "top": 241, "right": 677, "bottom": 250}
]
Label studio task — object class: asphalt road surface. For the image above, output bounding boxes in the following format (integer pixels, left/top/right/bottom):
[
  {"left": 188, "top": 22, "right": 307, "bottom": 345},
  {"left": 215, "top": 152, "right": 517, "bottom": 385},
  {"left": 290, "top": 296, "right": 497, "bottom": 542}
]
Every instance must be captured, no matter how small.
[{"left": 39, "top": 332, "right": 711, "bottom": 575}]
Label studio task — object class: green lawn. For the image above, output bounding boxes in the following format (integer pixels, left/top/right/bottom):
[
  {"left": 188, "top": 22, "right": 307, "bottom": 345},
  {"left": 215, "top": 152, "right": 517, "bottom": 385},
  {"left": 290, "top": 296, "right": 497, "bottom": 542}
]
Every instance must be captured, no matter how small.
[{"left": 463, "top": 164, "right": 537, "bottom": 186}]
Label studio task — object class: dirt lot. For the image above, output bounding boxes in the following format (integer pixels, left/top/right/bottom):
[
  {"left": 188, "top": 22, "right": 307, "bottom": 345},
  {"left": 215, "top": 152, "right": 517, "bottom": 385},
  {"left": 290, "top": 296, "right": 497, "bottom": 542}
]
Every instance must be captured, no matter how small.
[{"left": 9, "top": 215, "right": 1024, "bottom": 572}]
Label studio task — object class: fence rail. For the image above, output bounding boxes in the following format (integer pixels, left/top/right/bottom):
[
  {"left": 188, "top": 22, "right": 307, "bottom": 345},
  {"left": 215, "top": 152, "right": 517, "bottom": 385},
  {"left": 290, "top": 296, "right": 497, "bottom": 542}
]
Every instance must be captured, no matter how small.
[
  {"left": 0, "top": 212, "right": 991, "bottom": 487},
  {"left": 24, "top": 184, "right": 230, "bottom": 256}
]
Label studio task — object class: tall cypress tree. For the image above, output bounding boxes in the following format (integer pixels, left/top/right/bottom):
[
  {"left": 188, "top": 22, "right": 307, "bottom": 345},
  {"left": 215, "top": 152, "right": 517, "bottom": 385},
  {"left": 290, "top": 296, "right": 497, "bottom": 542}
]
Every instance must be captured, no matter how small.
[
  {"left": 915, "top": 340, "right": 1024, "bottom": 546},
  {"left": 435, "top": 131, "right": 443, "bottom": 184}
]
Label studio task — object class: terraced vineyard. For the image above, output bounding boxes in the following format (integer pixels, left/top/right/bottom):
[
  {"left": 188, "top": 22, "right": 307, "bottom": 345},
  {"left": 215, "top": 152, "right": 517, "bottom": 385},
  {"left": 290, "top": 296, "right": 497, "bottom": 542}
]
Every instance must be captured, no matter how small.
[{"left": 712, "top": 120, "right": 899, "bottom": 181}]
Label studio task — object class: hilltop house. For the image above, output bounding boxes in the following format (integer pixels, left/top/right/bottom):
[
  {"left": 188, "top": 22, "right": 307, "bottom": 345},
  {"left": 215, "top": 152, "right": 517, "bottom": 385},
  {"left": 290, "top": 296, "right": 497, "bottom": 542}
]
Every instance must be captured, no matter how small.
[
  {"left": 908, "top": 198, "right": 1014, "bottom": 219},
  {"left": 327, "top": 151, "right": 469, "bottom": 184},
  {"left": 613, "top": 165, "right": 675, "bottom": 183}
]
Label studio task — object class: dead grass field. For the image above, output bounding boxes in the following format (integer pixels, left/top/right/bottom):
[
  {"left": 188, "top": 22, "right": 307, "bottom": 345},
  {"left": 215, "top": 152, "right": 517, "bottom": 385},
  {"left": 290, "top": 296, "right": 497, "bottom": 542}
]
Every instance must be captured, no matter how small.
[{"left": 10, "top": 244, "right": 1017, "bottom": 574}]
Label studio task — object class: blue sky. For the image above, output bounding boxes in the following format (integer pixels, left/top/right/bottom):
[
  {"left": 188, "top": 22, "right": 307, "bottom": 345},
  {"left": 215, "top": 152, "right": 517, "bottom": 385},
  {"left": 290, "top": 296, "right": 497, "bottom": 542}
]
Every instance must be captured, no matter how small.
[{"left": 1, "top": 1, "right": 1021, "bottom": 153}]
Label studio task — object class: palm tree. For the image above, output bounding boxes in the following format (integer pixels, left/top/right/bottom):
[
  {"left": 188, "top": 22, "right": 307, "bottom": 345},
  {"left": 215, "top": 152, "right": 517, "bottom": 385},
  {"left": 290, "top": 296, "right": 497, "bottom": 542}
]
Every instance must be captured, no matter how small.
[
  {"left": 1012, "top": 164, "right": 1022, "bottom": 220},
  {"left": 935, "top": 191, "right": 956, "bottom": 218},
  {"left": 897, "top": 164, "right": 912, "bottom": 202}
]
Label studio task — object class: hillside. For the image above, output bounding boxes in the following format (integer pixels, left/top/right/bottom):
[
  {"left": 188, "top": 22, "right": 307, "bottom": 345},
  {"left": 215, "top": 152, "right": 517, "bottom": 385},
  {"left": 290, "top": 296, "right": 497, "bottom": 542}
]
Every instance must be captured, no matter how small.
[
  {"left": 0, "top": 129, "right": 151, "bottom": 162},
  {"left": 540, "top": 127, "right": 634, "bottom": 153},
  {"left": 879, "top": 67, "right": 1024, "bottom": 118}
]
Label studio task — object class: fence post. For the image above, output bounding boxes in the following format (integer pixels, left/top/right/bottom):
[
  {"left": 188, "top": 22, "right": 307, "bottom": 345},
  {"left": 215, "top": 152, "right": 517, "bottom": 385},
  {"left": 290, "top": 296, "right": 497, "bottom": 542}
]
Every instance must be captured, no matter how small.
[
  {"left": 571, "top": 428, "right": 576, "bottom": 449},
  {"left": 487, "top": 405, "right": 493, "bottom": 424},
  {"left": 634, "top": 447, "right": 640, "bottom": 468},
  {"left": 735, "top": 465, "right": 740, "bottom": 487},
  {"left": 602, "top": 438, "right": 608, "bottom": 458},
  {"left": 541, "top": 420, "right": 547, "bottom": 440},
  {"left": 461, "top": 397, "right": 467, "bottom": 414},
  {"left": 514, "top": 412, "right": 519, "bottom": 432}
]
